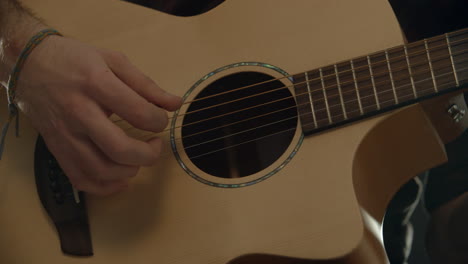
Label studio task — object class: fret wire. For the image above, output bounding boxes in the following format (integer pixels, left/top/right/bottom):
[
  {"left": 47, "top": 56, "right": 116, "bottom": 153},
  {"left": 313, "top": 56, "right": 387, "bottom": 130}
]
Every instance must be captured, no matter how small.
[
  {"left": 334, "top": 64, "right": 348, "bottom": 119},
  {"left": 184, "top": 56, "right": 466, "bottom": 133},
  {"left": 304, "top": 72, "right": 318, "bottom": 128},
  {"left": 137, "top": 35, "right": 466, "bottom": 121},
  {"left": 403, "top": 45, "right": 418, "bottom": 98},
  {"left": 424, "top": 39, "right": 439, "bottom": 92},
  {"left": 325, "top": 66, "right": 462, "bottom": 120},
  {"left": 299, "top": 63, "right": 465, "bottom": 131},
  {"left": 163, "top": 45, "right": 466, "bottom": 136},
  {"left": 350, "top": 59, "right": 364, "bottom": 114},
  {"left": 367, "top": 55, "right": 381, "bottom": 110},
  {"left": 171, "top": 40, "right": 466, "bottom": 123},
  {"left": 319, "top": 62, "right": 463, "bottom": 114},
  {"left": 319, "top": 68, "right": 333, "bottom": 124},
  {"left": 289, "top": 36, "right": 466, "bottom": 104},
  {"left": 446, "top": 33, "right": 460, "bottom": 86},
  {"left": 309, "top": 69, "right": 464, "bottom": 128},
  {"left": 228, "top": 70, "right": 464, "bottom": 151},
  {"left": 385, "top": 50, "right": 399, "bottom": 104},
  {"left": 141, "top": 63, "right": 468, "bottom": 142},
  {"left": 188, "top": 70, "right": 467, "bottom": 159},
  {"left": 304, "top": 75, "right": 463, "bottom": 129},
  {"left": 299, "top": 48, "right": 462, "bottom": 109}
]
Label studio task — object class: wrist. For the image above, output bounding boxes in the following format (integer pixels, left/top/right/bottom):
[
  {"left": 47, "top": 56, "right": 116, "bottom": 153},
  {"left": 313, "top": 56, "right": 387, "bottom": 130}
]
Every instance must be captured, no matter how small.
[
  {"left": 0, "top": 7, "right": 47, "bottom": 86},
  {"left": 6, "top": 21, "right": 48, "bottom": 61}
]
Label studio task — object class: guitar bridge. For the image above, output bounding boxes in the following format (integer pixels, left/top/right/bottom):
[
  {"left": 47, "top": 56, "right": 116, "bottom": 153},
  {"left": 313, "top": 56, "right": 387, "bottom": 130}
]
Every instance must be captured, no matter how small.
[{"left": 34, "top": 136, "right": 93, "bottom": 256}]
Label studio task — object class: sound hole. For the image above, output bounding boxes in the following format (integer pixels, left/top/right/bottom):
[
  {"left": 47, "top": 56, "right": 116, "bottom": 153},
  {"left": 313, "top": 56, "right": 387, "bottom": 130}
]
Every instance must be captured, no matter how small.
[{"left": 181, "top": 71, "right": 297, "bottom": 179}]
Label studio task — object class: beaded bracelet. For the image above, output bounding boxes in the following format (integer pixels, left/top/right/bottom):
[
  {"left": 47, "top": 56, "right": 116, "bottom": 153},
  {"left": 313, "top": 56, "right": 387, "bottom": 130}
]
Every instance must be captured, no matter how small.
[{"left": 0, "top": 28, "right": 62, "bottom": 159}]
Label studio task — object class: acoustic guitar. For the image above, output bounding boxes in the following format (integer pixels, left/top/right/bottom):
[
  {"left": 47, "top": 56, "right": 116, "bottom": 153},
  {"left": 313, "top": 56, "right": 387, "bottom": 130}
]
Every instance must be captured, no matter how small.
[{"left": 0, "top": 0, "right": 467, "bottom": 263}]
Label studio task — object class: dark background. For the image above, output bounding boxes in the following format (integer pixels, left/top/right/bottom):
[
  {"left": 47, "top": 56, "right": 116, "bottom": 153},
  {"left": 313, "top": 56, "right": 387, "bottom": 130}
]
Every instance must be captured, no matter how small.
[{"left": 387, "top": 1, "right": 467, "bottom": 263}]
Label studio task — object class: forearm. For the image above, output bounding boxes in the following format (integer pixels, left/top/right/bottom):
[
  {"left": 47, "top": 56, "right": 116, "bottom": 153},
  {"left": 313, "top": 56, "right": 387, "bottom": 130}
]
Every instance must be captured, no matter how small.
[{"left": 0, "top": 0, "right": 46, "bottom": 86}]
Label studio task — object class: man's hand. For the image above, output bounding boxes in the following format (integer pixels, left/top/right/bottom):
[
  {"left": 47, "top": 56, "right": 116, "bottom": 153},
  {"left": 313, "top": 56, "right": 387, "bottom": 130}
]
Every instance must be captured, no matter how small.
[
  {"left": 13, "top": 36, "right": 182, "bottom": 195},
  {"left": 0, "top": 1, "right": 182, "bottom": 195},
  {"left": 1, "top": 1, "right": 181, "bottom": 195}
]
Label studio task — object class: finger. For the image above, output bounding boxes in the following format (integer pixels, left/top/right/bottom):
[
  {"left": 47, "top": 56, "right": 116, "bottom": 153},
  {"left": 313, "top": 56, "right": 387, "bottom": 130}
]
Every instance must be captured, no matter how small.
[
  {"left": 70, "top": 132, "right": 139, "bottom": 182},
  {"left": 103, "top": 51, "right": 182, "bottom": 111},
  {"left": 88, "top": 68, "right": 169, "bottom": 132},
  {"left": 79, "top": 103, "right": 163, "bottom": 166},
  {"left": 44, "top": 134, "right": 130, "bottom": 196},
  {"left": 72, "top": 173, "right": 129, "bottom": 196}
]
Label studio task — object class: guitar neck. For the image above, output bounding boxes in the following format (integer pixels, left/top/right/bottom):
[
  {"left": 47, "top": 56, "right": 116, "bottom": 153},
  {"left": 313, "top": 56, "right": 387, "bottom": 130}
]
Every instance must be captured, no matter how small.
[{"left": 294, "top": 27, "right": 468, "bottom": 134}]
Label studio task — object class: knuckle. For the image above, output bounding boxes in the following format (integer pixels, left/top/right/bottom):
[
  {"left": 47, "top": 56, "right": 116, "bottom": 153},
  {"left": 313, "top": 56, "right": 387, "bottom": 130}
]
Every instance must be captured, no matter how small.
[
  {"left": 132, "top": 105, "right": 153, "bottom": 126},
  {"left": 83, "top": 68, "right": 99, "bottom": 86},
  {"left": 63, "top": 96, "right": 93, "bottom": 130},
  {"left": 65, "top": 95, "right": 86, "bottom": 117},
  {"left": 83, "top": 67, "right": 110, "bottom": 90},
  {"left": 109, "top": 140, "right": 127, "bottom": 154},
  {"left": 136, "top": 108, "right": 168, "bottom": 132},
  {"left": 150, "top": 111, "right": 168, "bottom": 132},
  {"left": 158, "top": 113, "right": 169, "bottom": 130}
]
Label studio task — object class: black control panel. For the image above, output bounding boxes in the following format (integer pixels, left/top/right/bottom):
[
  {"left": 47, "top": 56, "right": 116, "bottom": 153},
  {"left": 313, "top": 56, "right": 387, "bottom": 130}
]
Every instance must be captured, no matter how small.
[{"left": 34, "top": 136, "right": 93, "bottom": 256}]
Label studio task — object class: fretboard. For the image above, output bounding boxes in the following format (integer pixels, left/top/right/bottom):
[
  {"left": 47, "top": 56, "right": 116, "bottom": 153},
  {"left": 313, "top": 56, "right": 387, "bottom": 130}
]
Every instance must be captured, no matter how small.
[{"left": 294, "top": 27, "right": 468, "bottom": 134}]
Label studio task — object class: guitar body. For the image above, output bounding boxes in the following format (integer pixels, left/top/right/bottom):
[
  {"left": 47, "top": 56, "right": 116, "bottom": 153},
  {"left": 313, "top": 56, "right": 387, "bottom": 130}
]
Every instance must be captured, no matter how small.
[{"left": 0, "top": 0, "right": 450, "bottom": 263}]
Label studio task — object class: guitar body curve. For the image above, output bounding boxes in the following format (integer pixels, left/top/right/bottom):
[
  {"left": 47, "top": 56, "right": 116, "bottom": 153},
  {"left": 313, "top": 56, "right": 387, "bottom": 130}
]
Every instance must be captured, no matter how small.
[{"left": 0, "top": 0, "right": 449, "bottom": 263}]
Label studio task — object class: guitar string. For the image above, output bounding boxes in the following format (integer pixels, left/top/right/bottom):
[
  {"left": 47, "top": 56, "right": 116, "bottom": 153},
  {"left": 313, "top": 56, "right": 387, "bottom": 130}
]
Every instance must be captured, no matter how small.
[
  {"left": 171, "top": 36, "right": 468, "bottom": 119},
  {"left": 131, "top": 58, "right": 468, "bottom": 142},
  {"left": 159, "top": 66, "right": 467, "bottom": 149},
  {"left": 137, "top": 63, "right": 456, "bottom": 142},
  {"left": 150, "top": 71, "right": 467, "bottom": 161},
  {"left": 134, "top": 49, "right": 468, "bottom": 135},
  {"left": 123, "top": 53, "right": 467, "bottom": 140},
  {"left": 112, "top": 30, "right": 468, "bottom": 124},
  {"left": 174, "top": 42, "right": 466, "bottom": 121},
  {"left": 161, "top": 104, "right": 298, "bottom": 140},
  {"left": 114, "top": 43, "right": 468, "bottom": 137},
  {"left": 135, "top": 63, "right": 467, "bottom": 150},
  {"left": 112, "top": 33, "right": 468, "bottom": 124},
  {"left": 186, "top": 73, "right": 468, "bottom": 160}
]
